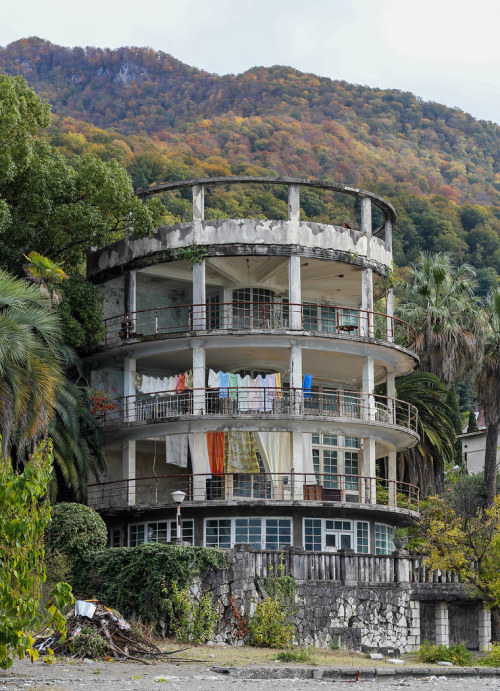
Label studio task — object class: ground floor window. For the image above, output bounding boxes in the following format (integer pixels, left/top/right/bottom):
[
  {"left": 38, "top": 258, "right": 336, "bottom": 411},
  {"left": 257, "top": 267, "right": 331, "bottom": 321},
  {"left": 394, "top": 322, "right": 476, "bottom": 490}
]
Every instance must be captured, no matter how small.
[
  {"left": 108, "top": 527, "right": 122, "bottom": 548},
  {"left": 303, "top": 518, "right": 369, "bottom": 553},
  {"left": 128, "top": 519, "right": 194, "bottom": 547},
  {"left": 204, "top": 517, "right": 292, "bottom": 549},
  {"left": 375, "top": 524, "right": 394, "bottom": 554}
]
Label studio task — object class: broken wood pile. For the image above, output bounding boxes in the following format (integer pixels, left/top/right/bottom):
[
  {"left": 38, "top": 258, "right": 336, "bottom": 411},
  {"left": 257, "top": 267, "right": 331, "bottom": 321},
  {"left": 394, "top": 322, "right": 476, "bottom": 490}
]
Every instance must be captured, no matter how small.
[{"left": 34, "top": 600, "right": 194, "bottom": 664}]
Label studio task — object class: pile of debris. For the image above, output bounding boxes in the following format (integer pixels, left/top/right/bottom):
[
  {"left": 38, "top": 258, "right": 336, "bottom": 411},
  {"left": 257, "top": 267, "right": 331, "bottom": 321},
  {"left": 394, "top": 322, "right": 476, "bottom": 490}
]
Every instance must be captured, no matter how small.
[{"left": 35, "top": 600, "right": 188, "bottom": 663}]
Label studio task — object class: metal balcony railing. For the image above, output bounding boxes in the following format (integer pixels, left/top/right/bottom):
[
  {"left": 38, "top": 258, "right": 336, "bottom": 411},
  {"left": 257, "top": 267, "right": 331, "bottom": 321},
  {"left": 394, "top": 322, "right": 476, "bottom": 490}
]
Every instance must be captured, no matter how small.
[
  {"left": 87, "top": 472, "right": 419, "bottom": 512},
  {"left": 103, "top": 302, "right": 416, "bottom": 350},
  {"left": 98, "top": 387, "right": 418, "bottom": 435}
]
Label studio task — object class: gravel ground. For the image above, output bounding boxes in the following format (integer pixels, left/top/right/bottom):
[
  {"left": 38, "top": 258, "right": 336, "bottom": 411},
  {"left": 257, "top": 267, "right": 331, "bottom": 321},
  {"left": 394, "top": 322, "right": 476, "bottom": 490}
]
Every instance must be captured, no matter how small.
[{"left": 1, "top": 659, "right": 500, "bottom": 691}]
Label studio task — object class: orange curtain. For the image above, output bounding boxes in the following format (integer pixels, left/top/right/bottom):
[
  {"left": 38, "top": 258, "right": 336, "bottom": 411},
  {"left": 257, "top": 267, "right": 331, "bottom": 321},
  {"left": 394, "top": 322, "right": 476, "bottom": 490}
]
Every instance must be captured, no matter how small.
[{"left": 206, "top": 432, "right": 225, "bottom": 475}]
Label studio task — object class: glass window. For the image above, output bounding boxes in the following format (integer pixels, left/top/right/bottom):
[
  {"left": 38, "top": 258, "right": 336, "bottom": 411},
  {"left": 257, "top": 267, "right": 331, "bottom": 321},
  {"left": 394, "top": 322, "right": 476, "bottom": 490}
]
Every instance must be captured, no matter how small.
[
  {"left": 340, "top": 534, "right": 352, "bottom": 549},
  {"left": 345, "top": 452, "right": 359, "bottom": 491},
  {"left": 344, "top": 436, "right": 359, "bottom": 448},
  {"left": 109, "top": 528, "right": 122, "bottom": 548},
  {"left": 232, "top": 288, "right": 274, "bottom": 328},
  {"left": 205, "top": 519, "right": 232, "bottom": 548},
  {"left": 265, "top": 519, "right": 291, "bottom": 550},
  {"left": 375, "top": 524, "right": 394, "bottom": 555},
  {"left": 168, "top": 520, "right": 194, "bottom": 544},
  {"left": 235, "top": 518, "right": 262, "bottom": 548},
  {"left": 357, "top": 522, "right": 369, "bottom": 554},
  {"left": 129, "top": 524, "right": 145, "bottom": 547},
  {"left": 304, "top": 518, "right": 322, "bottom": 552},
  {"left": 146, "top": 522, "right": 168, "bottom": 544}
]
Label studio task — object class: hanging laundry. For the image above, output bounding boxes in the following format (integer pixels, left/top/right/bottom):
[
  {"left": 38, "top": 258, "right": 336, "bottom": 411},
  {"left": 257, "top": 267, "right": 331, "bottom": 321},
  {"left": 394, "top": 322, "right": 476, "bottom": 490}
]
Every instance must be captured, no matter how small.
[
  {"left": 248, "top": 376, "right": 260, "bottom": 410},
  {"left": 275, "top": 372, "right": 282, "bottom": 398},
  {"left": 237, "top": 374, "right": 249, "bottom": 412},
  {"left": 185, "top": 370, "right": 193, "bottom": 388},
  {"left": 303, "top": 373, "right": 313, "bottom": 398},
  {"left": 256, "top": 373, "right": 269, "bottom": 412},
  {"left": 188, "top": 434, "right": 211, "bottom": 476},
  {"left": 267, "top": 373, "right": 278, "bottom": 405},
  {"left": 224, "top": 431, "right": 259, "bottom": 473},
  {"left": 227, "top": 372, "right": 239, "bottom": 400},
  {"left": 206, "top": 432, "right": 225, "bottom": 474},
  {"left": 219, "top": 371, "right": 229, "bottom": 398},
  {"left": 165, "top": 434, "right": 188, "bottom": 469},
  {"left": 208, "top": 369, "right": 220, "bottom": 388}
]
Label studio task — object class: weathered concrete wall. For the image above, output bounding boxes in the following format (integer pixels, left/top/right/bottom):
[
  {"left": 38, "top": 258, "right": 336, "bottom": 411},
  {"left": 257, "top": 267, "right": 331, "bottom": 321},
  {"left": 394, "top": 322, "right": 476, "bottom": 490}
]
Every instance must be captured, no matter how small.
[{"left": 88, "top": 220, "right": 392, "bottom": 281}]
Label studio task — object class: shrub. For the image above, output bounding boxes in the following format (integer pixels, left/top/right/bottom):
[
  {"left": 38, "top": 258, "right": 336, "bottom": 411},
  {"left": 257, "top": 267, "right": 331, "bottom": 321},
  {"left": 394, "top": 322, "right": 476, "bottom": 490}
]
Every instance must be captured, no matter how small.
[
  {"left": 248, "top": 556, "right": 296, "bottom": 648},
  {"left": 418, "top": 640, "right": 474, "bottom": 666},
  {"left": 248, "top": 596, "right": 294, "bottom": 648},
  {"left": 479, "top": 642, "right": 500, "bottom": 667},
  {"left": 275, "top": 649, "right": 314, "bottom": 663},
  {"left": 45, "top": 503, "right": 107, "bottom": 571}
]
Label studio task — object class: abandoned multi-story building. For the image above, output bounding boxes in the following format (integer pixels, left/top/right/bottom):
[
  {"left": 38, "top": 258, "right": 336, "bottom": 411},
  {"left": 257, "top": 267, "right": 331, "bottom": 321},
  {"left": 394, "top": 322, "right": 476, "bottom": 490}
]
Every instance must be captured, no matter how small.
[{"left": 87, "top": 176, "right": 421, "bottom": 554}]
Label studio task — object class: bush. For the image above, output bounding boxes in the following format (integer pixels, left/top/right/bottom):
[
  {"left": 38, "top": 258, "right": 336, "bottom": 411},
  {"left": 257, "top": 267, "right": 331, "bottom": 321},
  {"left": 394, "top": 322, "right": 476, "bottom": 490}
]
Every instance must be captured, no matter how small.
[
  {"left": 45, "top": 503, "right": 107, "bottom": 571},
  {"left": 418, "top": 640, "right": 474, "bottom": 666},
  {"left": 479, "top": 642, "right": 500, "bottom": 666},
  {"left": 275, "top": 649, "right": 314, "bottom": 663},
  {"left": 248, "top": 596, "right": 295, "bottom": 648},
  {"left": 248, "top": 556, "right": 296, "bottom": 648}
]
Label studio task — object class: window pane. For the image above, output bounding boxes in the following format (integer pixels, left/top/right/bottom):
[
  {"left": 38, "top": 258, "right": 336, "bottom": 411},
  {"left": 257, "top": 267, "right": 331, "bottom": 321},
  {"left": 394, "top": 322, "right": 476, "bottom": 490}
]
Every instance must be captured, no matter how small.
[
  {"left": 206, "top": 519, "right": 231, "bottom": 548},
  {"left": 265, "top": 519, "right": 291, "bottom": 550},
  {"left": 356, "top": 522, "right": 369, "bottom": 554},
  {"left": 304, "top": 518, "right": 322, "bottom": 551},
  {"left": 235, "top": 518, "right": 262, "bottom": 548}
]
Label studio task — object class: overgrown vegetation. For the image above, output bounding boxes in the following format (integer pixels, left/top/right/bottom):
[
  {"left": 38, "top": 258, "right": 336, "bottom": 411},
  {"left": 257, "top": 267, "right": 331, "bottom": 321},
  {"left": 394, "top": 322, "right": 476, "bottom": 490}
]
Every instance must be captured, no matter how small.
[
  {"left": 163, "top": 581, "right": 218, "bottom": 643},
  {"left": 418, "top": 640, "right": 474, "bottom": 666},
  {"left": 248, "top": 558, "right": 296, "bottom": 648},
  {"left": 0, "top": 440, "right": 73, "bottom": 669},
  {"left": 45, "top": 503, "right": 108, "bottom": 571},
  {"left": 73, "top": 544, "right": 228, "bottom": 629}
]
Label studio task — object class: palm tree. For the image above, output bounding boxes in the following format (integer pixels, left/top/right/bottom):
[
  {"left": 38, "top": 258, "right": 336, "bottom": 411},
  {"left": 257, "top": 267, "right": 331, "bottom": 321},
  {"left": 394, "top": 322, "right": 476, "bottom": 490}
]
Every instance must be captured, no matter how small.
[
  {"left": 397, "top": 253, "right": 482, "bottom": 388},
  {"left": 47, "top": 347, "right": 106, "bottom": 501},
  {"left": 0, "top": 269, "right": 63, "bottom": 456},
  {"left": 476, "top": 289, "right": 500, "bottom": 507},
  {"left": 394, "top": 371, "right": 457, "bottom": 494}
]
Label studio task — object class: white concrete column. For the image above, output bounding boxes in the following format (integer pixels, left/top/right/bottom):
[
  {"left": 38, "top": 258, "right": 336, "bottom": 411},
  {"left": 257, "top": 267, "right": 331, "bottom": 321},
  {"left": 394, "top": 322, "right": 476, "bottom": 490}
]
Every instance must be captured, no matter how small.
[
  {"left": 289, "top": 343, "right": 303, "bottom": 414},
  {"left": 192, "top": 346, "right": 206, "bottom": 414},
  {"left": 191, "top": 432, "right": 207, "bottom": 501},
  {"left": 222, "top": 287, "right": 233, "bottom": 330},
  {"left": 360, "top": 268, "right": 374, "bottom": 337},
  {"left": 128, "top": 270, "right": 137, "bottom": 333},
  {"left": 362, "top": 437, "right": 376, "bottom": 504},
  {"left": 192, "top": 260, "right": 206, "bottom": 330},
  {"left": 435, "top": 602, "right": 449, "bottom": 645},
  {"left": 122, "top": 440, "right": 136, "bottom": 506},
  {"left": 360, "top": 196, "right": 372, "bottom": 237},
  {"left": 388, "top": 450, "right": 397, "bottom": 508},
  {"left": 288, "top": 255, "right": 302, "bottom": 330},
  {"left": 288, "top": 184, "right": 300, "bottom": 245},
  {"left": 124, "top": 357, "right": 136, "bottom": 422},
  {"left": 384, "top": 217, "right": 392, "bottom": 248},
  {"left": 291, "top": 431, "right": 304, "bottom": 499},
  {"left": 387, "top": 370, "right": 396, "bottom": 425},
  {"left": 192, "top": 184, "right": 204, "bottom": 221},
  {"left": 386, "top": 287, "right": 394, "bottom": 343},
  {"left": 479, "top": 608, "right": 492, "bottom": 652},
  {"left": 361, "top": 356, "right": 376, "bottom": 421}
]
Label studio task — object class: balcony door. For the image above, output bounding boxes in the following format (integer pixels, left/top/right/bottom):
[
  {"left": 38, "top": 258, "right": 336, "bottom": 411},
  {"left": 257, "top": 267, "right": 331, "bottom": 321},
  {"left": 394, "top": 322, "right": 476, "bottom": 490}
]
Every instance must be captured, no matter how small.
[{"left": 232, "top": 288, "right": 275, "bottom": 329}]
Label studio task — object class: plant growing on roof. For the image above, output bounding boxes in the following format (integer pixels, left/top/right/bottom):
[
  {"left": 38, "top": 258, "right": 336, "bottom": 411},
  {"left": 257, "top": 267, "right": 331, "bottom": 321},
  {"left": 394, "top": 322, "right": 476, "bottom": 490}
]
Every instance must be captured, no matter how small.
[{"left": 173, "top": 243, "right": 209, "bottom": 264}]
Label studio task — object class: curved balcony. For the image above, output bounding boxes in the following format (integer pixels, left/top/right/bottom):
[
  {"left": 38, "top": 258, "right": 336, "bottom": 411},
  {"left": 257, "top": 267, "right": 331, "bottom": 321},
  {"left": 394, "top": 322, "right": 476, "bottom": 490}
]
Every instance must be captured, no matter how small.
[
  {"left": 99, "top": 388, "right": 418, "bottom": 441},
  {"left": 87, "top": 472, "right": 419, "bottom": 514},
  {"left": 102, "top": 302, "right": 416, "bottom": 351}
]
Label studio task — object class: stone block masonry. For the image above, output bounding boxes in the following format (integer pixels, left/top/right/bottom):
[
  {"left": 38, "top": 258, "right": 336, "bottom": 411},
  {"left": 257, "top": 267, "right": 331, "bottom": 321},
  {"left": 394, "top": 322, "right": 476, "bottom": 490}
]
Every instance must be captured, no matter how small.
[{"left": 186, "top": 547, "right": 489, "bottom": 653}]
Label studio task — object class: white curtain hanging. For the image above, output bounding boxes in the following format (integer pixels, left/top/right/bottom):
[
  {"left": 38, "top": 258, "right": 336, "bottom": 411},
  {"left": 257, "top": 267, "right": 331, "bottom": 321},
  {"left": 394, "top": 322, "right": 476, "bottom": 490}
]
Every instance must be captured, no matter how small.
[
  {"left": 254, "top": 431, "right": 290, "bottom": 474},
  {"left": 302, "top": 432, "right": 317, "bottom": 484},
  {"left": 165, "top": 434, "right": 188, "bottom": 469},
  {"left": 188, "top": 433, "right": 211, "bottom": 477}
]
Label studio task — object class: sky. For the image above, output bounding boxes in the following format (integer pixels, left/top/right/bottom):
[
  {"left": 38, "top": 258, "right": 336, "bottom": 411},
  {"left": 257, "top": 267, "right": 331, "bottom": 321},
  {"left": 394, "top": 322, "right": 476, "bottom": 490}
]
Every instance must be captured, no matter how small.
[{"left": 0, "top": 0, "right": 499, "bottom": 124}]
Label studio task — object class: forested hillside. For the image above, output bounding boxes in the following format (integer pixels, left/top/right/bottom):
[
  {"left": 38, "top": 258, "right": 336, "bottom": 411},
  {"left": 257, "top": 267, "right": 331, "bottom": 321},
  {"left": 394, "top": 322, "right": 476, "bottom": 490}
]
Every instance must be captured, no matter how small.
[{"left": 1, "top": 37, "right": 500, "bottom": 291}]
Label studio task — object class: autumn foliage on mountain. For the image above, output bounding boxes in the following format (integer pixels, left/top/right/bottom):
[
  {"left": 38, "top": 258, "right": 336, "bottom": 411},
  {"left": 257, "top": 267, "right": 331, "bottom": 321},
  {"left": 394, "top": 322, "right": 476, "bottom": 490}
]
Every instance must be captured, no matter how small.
[{"left": 1, "top": 37, "right": 500, "bottom": 291}]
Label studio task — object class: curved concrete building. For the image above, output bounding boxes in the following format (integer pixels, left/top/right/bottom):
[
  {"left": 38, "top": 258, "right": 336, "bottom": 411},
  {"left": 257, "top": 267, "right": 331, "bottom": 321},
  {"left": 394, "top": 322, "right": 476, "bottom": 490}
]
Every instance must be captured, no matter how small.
[{"left": 87, "top": 177, "right": 419, "bottom": 554}]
